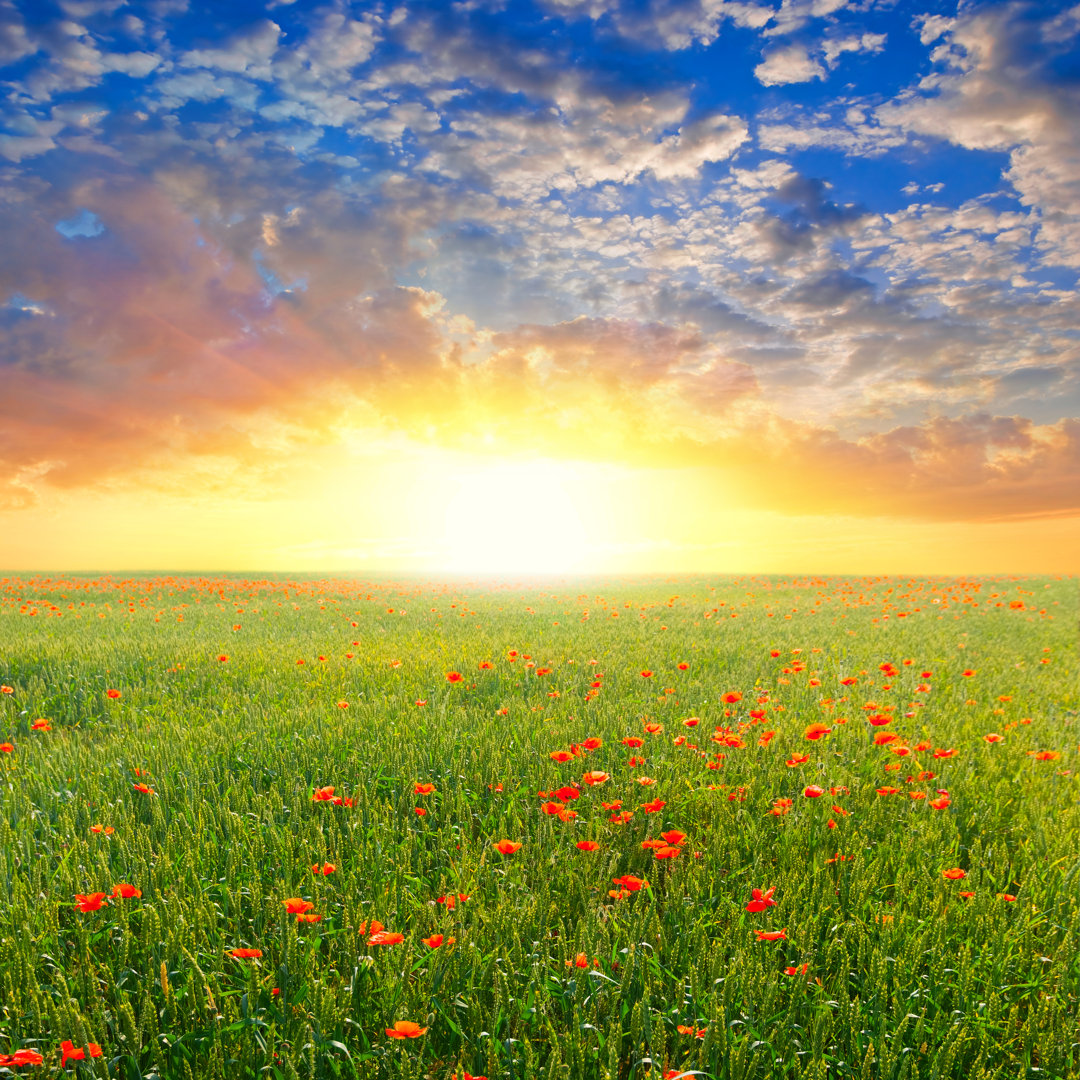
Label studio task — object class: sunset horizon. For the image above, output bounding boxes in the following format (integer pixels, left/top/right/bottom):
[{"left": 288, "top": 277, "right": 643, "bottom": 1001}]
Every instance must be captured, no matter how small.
[{"left": 2, "top": 0, "right": 1078, "bottom": 574}]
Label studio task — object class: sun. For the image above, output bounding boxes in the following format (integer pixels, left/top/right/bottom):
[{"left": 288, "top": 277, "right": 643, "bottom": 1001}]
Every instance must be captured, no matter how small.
[{"left": 437, "top": 459, "right": 592, "bottom": 575}]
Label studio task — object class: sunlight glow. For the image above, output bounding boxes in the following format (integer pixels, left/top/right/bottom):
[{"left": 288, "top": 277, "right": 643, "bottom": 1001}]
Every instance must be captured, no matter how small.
[{"left": 438, "top": 460, "right": 591, "bottom": 574}]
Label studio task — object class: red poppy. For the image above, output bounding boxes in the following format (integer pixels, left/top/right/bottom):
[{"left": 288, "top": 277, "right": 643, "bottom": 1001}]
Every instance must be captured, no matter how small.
[
  {"left": 582, "top": 771, "right": 609, "bottom": 786},
  {"left": 555, "top": 786, "right": 580, "bottom": 801},
  {"left": 640, "top": 798, "right": 666, "bottom": 813},
  {"left": 284, "top": 898, "right": 314, "bottom": 914},
  {"left": 422, "top": 934, "right": 445, "bottom": 948},
  {"left": 999, "top": 893, "right": 1017, "bottom": 901},
  {"left": 414, "top": 782, "right": 435, "bottom": 795},
  {"left": 478, "top": 661, "right": 493, "bottom": 670},
  {"left": 576, "top": 840, "right": 600, "bottom": 851},
  {"left": 609, "top": 810, "right": 634, "bottom": 824},
  {"left": 754, "top": 929, "right": 787, "bottom": 941},
  {"left": 722, "top": 691, "right": 743, "bottom": 704},
  {"left": 446, "top": 672, "right": 463, "bottom": 683},
  {"left": 621, "top": 736, "right": 644, "bottom": 748},
  {"left": 933, "top": 748, "right": 957, "bottom": 759},
  {"left": 640, "top": 670, "right": 653, "bottom": 678},
  {"left": 654, "top": 846, "right": 681, "bottom": 859},
  {"left": 0, "top": 1049, "right": 44, "bottom": 1067},
  {"left": 660, "top": 829, "right": 686, "bottom": 845},
  {"left": 494, "top": 839, "right": 521, "bottom": 855},
  {"left": 984, "top": 733, "right": 1003, "bottom": 743},
  {"left": 369, "top": 930, "right": 404, "bottom": 945},
  {"left": 217, "top": 655, "right": 228, "bottom": 663},
  {"left": 230, "top": 948, "right": 263, "bottom": 959},
  {"left": 677, "top": 662, "right": 689, "bottom": 670},
  {"left": 746, "top": 887, "right": 776, "bottom": 912},
  {"left": 0, "top": 743, "right": 13, "bottom": 754},
  {"left": 90, "top": 825, "right": 114, "bottom": 835},
  {"left": 60, "top": 1041, "right": 103, "bottom": 1067},
  {"left": 804, "top": 723, "right": 832, "bottom": 740},
  {"left": 943, "top": 868, "right": 966, "bottom": 880},
  {"left": 784, "top": 963, "right": 810, "bottom": 976},
  {"left": 32, "top": 719, "right": 51, "bottom": 731},
  {"left": 962, "top": 670, "right": 976, "bottom": 677},
  {"left": 105, "top": 689, "right": 121, "bottom": 699},
  {"left": 112, "top": 883, "right": 141, "bottom": 899},
  {"left": 582, "top": 737, "right": 603, "bottom": 750},
  {"left": 386, "top": 1021, "right": 427, "bottom": 1039},
  {"left": 550, "top": 750, "right": 574, "bottom": 762},
  {"left": 74, "top": 892, "right": 108, "bottom": 912},
  {"left": 786, "top": 754, "right": 809, "bottom": 767},
  {"left": 312, "top": 786, "right": 337, "bottom": 801},
  {"left": 803, "top": 785, "right": 824, "bottom": 798},
  {"left": 612, "top": 875, "right": 647, "bottom": 892},
  {"left": 311, "top": 863, "right": 336, "bottom": 875}
]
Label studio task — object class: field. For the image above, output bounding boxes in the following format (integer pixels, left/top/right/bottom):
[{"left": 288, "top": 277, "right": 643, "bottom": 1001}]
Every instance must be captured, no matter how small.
[{"left": 0, "top": 572, "right": 1077, "bottom": 1080}]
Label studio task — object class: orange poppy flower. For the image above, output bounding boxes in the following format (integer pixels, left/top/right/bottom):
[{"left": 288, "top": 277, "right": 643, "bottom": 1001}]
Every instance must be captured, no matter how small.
[
  {"left": 311, "top": 863, "right": 336, "bottom": 875},
  {"left": 609, "top": 810, "right": 634, "bottom": 824},
  {"left": 640, "top": 798, "right": 666, "bottom": 813},
  {"left": 60, "top": 1041, "right": 103, "bottom": 1067},
  {"left": 621, "top": 736, "right": 644, "bottom": 748},
  {"left": 803, "top": 785, "right": 824, "bottom": 798},
  {"left": 105, "top": 689, "right": 121, "bottom": 699},
  {"left": 550, "top": 750, "right": 574, "bottom": 763},
  {"left": 754, "top": 929, "right": 787, "bottom": 941},
  {"left": 804, "top": 723, "right": 832, "bottom": 740},
  {"left": 582, "top": 737, "right": 603, "bottom": 750},
  {"left": 90, "top": 825, "right": 114, "bottom": 835},
  {"left": 283, "top": 898, "right": 314, "bottom": 914},
  {"left": 0, "top": 743, "right": 13, "bottom": 754},
  {"left": 612, "top": 875, "right": 647, "bottom": 892},
  {"left": 722, "top": 691, "right": 743, "bottom": 704},
  {"left": 984, "top": 733, "right": 1003, "bottom": 743},
  {"left": 75, "top": 893, "right": 108, "bottom": 912},
  {"left": 786, "top": 754, "right": 809, "bottom": 766},
  {"left": 582, "top": 771, "right": 609, "bottom": 786},
  {"left": 660, "top": 830, "right": 686, "bottom": 845},
  {"left": 414, "top": 782, "right": 435, "bottom": 795},
  {"left": 0, "top": 1050, "right": 44, "bottom": 1067},
  {"left": 31, "top": 719, "right": 51, "bottom": 731},
  {"left": 576, "top": 840, "right": 600, "bottom": 851},
  {"left": 422, "top": 934, "right": 445, "bottom": 948},
  {"left": 445, "top": 672, "right": 463, "bottom": 683},
  {"left": 654, "top": 846, "right": 681, "bottom": 859},
  {"left": 494, "top": 839, "right": 522, "bottom": 855},
  {"left": 112, "top": 883, "right": 141, "bottom": 899},
  {"left": 942, "top": 868, "right": 966, "bottom": 880},
  {"left": 368, "top": 931, "right": 404, "bottom": 945},
  {"left": 230, "top": 948, "right": 263, "bottom": 959},
  {"left": 677, "top": 662, "right": 689, "bottom": 671},
  {"left": 386, "top": 1021, "right": 428, "bottom": 1039}
]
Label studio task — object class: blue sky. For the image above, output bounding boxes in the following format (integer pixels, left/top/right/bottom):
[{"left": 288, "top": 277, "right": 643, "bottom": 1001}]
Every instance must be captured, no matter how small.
[{"left": 0, "top": 0, "right": 1078, "bottom": 545}]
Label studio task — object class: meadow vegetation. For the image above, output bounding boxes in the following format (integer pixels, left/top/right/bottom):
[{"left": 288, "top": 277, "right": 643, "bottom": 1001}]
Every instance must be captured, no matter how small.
[{"left": 0, "top": 572, "right": 1077, "bottom": 1080}]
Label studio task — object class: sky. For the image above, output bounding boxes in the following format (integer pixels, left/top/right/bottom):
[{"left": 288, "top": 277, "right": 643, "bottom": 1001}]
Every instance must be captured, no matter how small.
[{"left": 0, "top": 0, "right": 1078, "bottom": 575}]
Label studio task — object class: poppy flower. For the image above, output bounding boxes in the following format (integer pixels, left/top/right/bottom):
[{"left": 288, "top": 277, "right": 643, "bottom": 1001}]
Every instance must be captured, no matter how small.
[
  {"left": 621, "top": 736, "right": 644, "bottom": 748},
  {"left": 368, "top": 931, "right": 404, "bottom": 945},
  {"left": 311, "top": 863, "right": 336, "bottom": 875},
  {"left": 722, "top": 691, "right": 743, "bottom": 704},
  {"left": 422, "top": 934, "right": 445, "bottom": 948},
  {"left": 984, "top": 733, "right": 1003, "bottom": 743},
  {"left": 637, "top": 776, "right": 656, "bottom": 786},
  {"left": 75, "top": 893, "right": 108, "bottom": 913},
  {"left": 876, "top": 787, "right": 900, "bottom": 796},
  {"left": 386, "top": 1021, "right": 427, "bottom": 1039},
  {"left": 446, "top": 672, "right": 464, "bottom": 683},
  {"left": 959, "top": 891, "right": 975, "bottom": 898},
  {"left": 0, "top": 1049, "right": 44, "bottom": 1067},
  {"left": 682, "top": 717, "right": 699, "bottom": 728},
  {"left": 933, "top": 748, "right": 956, "bottom": 759},
  {"left": 60, "top": 1041, "right": 103, "bottom": 1067},
  {"left": 494, "top": 839, "right": 521, "bottom": 855},
  {"left": 804, "top": 723, "right": 832, "bottom": 740},
  {"left": 786, "top": 754, "right": 808, "bottom": 767},
  {"left": 555, "top": 786, "right": 580, "bottom": 801},
  {"left": 112, "top": 883, "right": 141, "bottom": 899},
  {"left": 582, "top": 737, "right": 603, "bottom": 750},
  {"left": 0, "top": 743, "right": 13, "bottom": 753},
  {"left": 655, "top": 846, "right": 681, "bottom": 859},
  {"left": 640, "top": 798, "right": 666, "bottom": 813},
  {"left": 962, "top": 670, "right": 976, "bottom": 677},
  {"left": 414, "top": 782, "right": 435, "bottom": 795},
  {"left": 677, "top": 662, "right": 689, "bottom": 670},
  {"left": 942, "top": 868, "right": 966, "bottom": 880},
  {"left": 642, "top": 838, "right": 667, "bottom": 850},
  {"left": 90, "top": 825, "right": 114, "bottom": 835},
  {"left": 31, "top": 718, "right": 51, "bottom": 731},
  {"left": 582, "top": 771, "right": 609, "bottom": 786},
  {"left": 867, "top": 715, "right": 892, "bottom": 727},
  {"left": 640, "top": 670, "right": 653, "bottom": 678},
  {"left": 784, "top": 963, "right": 810, "bottom": 976},
  {"left": 1032, "top": 751, "right": 1059, "bottom": 761},
  {"left": 803, "top": 785, "right": 824, "bottom": 798},
  {"left": 284, "top": 898, "right": 314, "bottom": 914},
  {"left": 612, "top": 875, "right": 647, "bottom": 892},
  {"left": 999, "top": 893, "right": 1017, "bottom": 902},
  {"left": 312, "top": 786, "right": 337, "bottom": 801},
  {"left": 660, "top": 830, "right": 686, "bottom": 845},
  {"left": 754, "top": 929, "right": 787, "bottom": 941},
  {"left": 745, "top": 887, "right": 776, "bottom": 913},
  {"left": 644, "top": 722, "right": 663, "bottom": 734},
  {"left": 478, "top": 661, "right": 493, "bottom": 670},
  {"left": 217, "top": 655, "right": 228, "bottom": 663},
  {"left": 105, "top": 689, "right": 121, "bottom": 699},
  {"left": 576, "top": 840, "right": 600, "bottom": 851},
  {"left": 873, "top": 732, "right": 899, "bottom": 746},
  {"left": 414, "top": 807, "right": 427, "bottom": 816},
  {"left": 230, "top": 948, "right": 263, "bottom": 959},
  {"left": 550, "top": 750, "right": 574, "bottom": 763}
]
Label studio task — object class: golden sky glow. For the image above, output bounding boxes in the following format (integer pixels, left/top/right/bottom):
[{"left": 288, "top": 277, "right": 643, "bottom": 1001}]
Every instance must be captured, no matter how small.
[{"left": 1, "top": 1, "right": 1079, "bottom": 573}]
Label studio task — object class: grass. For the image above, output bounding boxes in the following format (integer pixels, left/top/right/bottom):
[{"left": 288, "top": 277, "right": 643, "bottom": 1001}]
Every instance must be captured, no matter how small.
[{"left": 0, "top": 571, "right": 1077, "bottom": 1080}]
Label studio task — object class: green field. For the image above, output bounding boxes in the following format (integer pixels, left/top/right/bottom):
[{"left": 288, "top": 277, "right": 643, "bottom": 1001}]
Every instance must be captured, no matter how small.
[{"left": 0, "top": 572, "right": 1077, "bottom": 1080}]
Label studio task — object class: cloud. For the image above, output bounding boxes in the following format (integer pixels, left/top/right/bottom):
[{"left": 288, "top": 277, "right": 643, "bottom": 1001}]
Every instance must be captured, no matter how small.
[
  {"left": 875, "top": 3, "right": 1080, "bottom": 265},
  {"left": 755, "top": 43, "right": 825, "bottom": 86}
]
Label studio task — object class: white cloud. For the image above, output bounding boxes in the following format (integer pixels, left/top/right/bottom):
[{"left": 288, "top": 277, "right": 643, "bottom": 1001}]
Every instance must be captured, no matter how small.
[
  {"left": 755, "top": 43, "right": 825, "bottom": 85},
  {"left": 182, "top": 19, "right": 281, "bottom": 78}
]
